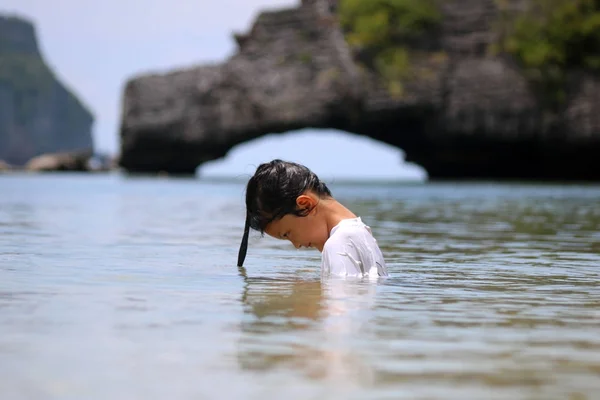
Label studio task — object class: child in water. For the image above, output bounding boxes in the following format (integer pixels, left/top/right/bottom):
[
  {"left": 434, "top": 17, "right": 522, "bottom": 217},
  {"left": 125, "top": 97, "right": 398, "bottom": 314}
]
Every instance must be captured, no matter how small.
[{"left": 237, "top": 159, "right": 388, "bottom": 277}]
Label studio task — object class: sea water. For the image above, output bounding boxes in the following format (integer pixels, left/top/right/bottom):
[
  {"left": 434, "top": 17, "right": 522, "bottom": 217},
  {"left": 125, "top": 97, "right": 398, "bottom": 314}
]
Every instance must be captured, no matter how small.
[{"left": 1, "top": 173, "right": 599, "bottom": 399}]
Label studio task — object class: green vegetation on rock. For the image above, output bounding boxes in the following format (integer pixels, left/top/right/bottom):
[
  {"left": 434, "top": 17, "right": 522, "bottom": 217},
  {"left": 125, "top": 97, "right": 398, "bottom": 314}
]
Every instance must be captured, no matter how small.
[
  {"left": 338, "top": 0, "right": 442, "bottom": 96},
  {"left": 496, "top": 0, "right": 600, "bottom": 108},
  {"left": 0, "top": 52, "right": 53, "bottom": 124}
]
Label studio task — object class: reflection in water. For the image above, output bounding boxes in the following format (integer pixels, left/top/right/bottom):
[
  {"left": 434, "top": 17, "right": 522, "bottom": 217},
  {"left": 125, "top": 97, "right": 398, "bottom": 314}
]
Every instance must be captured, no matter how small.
[{"left": 236, "top": 266, "right": 381, "bottom": 389}]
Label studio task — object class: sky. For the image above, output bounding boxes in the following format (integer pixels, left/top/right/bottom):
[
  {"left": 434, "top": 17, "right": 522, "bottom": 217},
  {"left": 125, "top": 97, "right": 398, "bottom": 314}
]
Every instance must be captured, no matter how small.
[{"left": 2, "top": 0, "right": 426, "bottom": 180}]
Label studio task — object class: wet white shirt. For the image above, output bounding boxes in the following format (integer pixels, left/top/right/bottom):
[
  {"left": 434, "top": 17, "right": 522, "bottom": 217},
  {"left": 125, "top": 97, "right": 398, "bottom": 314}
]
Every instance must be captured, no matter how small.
[{"left": 321, "top": 217, "right": 388, "bottom": 277}]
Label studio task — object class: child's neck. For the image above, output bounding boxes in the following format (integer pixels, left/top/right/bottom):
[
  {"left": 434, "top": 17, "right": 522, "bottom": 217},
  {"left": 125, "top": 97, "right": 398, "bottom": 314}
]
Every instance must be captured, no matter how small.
[{"left": 320, "top": 198, "right": 357, "bottom": 235}]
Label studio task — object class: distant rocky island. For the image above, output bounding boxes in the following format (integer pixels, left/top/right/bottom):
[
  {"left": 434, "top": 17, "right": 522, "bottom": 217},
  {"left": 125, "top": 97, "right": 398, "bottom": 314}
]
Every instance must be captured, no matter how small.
[
  {"left": 0, "top": 15, "right": 95, "bottom": 171},
  {"left": 119, "top": 0, "right": 600, "bottom": 181}
]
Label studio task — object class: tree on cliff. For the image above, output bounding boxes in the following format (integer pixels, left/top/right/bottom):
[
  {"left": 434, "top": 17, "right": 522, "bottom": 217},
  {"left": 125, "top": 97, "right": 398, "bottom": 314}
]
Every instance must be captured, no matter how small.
[
  {"left": 496, "top": 0, "right": 600, "bottom": 108},
  {"left": 337, "top": 0, "right": 441, "bottom": 95},
  {"left": 338, "top": 0, "right": 600, "bottom": 107}
]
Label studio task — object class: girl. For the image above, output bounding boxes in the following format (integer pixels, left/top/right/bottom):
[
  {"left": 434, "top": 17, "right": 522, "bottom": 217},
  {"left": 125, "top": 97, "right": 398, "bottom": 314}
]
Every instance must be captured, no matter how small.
[{"left": 237, "top": 159, "right": 388, "bottom": 277}]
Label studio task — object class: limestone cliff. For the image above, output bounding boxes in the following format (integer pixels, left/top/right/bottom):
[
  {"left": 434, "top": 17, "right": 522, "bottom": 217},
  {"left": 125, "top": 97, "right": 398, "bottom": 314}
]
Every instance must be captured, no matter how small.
[
  {"left": 119, "top": 0, "right": 600, "bottom": 180},
  {"left": 0, "top": 15, "right": 94, "bottom": 166}
]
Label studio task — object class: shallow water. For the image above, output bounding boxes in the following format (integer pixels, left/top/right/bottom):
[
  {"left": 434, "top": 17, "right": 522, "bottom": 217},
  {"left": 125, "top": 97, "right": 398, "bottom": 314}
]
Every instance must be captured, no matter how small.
[{"left": 1, "top": 173, "right": 599, "bottom": 400}]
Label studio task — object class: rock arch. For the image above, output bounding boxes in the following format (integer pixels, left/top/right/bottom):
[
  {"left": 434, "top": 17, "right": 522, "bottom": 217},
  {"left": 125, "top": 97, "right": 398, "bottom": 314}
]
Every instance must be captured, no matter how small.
[
  {"left": 197, "top": 128, "right": 426, "bottom": 180},
  {"left": 119, "top": 0, "right": 600, "bottom": 180}
]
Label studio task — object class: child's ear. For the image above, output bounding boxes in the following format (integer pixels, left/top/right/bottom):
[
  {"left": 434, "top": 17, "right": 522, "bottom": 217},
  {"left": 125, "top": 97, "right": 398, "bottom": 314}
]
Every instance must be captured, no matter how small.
[{"left": 296, "top": 194, "right": 317, "bottom": 211}]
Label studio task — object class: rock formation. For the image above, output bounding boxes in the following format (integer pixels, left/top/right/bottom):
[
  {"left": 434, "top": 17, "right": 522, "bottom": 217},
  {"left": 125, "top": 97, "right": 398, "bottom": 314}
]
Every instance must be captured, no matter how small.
[
  {"left": 119, "top": 0, "right": 600, "bottom": 180},
  {"left": 24, "top": 150, "right": 93, "bottom": 172},
  {"left": 0, "top": 15, "right": 94, "bottom": 166},
  {"left": 0, "top": 159, "right": 11, "bottom": 172}
]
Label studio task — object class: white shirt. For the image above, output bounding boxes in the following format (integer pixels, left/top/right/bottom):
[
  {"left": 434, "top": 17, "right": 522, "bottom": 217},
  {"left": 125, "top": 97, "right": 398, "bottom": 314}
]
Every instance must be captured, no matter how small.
[{"left": 321, "top": 217, "right": 388, "bottom": 277}]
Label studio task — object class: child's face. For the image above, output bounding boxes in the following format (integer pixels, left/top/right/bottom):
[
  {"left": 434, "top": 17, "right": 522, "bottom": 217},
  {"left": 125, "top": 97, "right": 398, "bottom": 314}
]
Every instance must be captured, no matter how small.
[
  {"left": 264, "top": 193, "right": 329, "bottom": 252},
  {"left": 264, "top": 212, "right": 329, "bottom": 252}
]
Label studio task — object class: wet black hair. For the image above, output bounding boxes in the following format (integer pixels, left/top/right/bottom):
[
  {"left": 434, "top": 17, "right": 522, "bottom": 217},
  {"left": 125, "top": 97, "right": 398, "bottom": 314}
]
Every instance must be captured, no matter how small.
[{"left": 237, "top": 159, "right": 332, "bottom": 267}]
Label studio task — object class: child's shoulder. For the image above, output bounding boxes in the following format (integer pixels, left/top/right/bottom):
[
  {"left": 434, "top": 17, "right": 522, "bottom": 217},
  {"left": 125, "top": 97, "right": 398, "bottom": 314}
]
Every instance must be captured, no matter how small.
[{"left": 324, "top": 217, "right": 375, "bottom": 249}]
